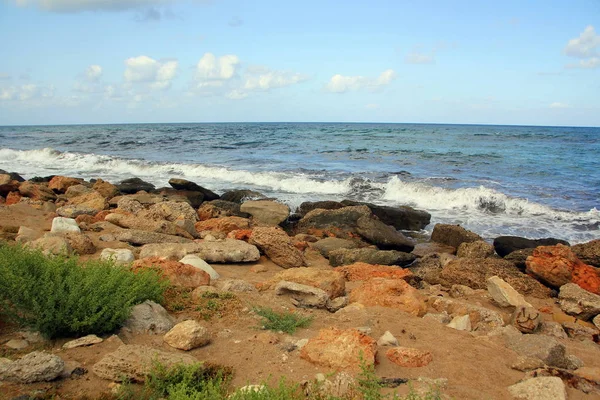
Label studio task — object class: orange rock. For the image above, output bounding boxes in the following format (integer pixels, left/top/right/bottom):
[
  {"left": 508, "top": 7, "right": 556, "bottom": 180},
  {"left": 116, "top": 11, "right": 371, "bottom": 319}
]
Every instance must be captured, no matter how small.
[
  {"left": 337, "top": 262, "right": 413, "bottom": 281},
  {"left": 92, "top": 178, "right": 119, "bottom": 199},
  {"left": 260, "top": 267, "right": 345, "bottom": 298},
  {"left": 195, "top": 216, "right": 250, "bottom": 234},
  {"left": 132, "top": 257, "right": 210, "bottom": 288},
  {"left": 48, "top": 176, "right": 83, "bottom": 193},
  {"left": 386, "top": 347, "right": 433, "bottom": 367},
  {"left": 572, "top": 263, "right": 600, "bottom": 295},
  {"left": 350, "top": 278, "right": 426, "bottom": 316},
  {"left": 227, "top": 229, "right": 253, "bottom": 241},
  {"left": 5, "top": 191, "right": 22, "bottom": 205},
  {"left": 538, "top": 306, "right": 554, "bottom": 314},
  {"left": 294, "top": 241, "right": 309, "bottom": 251},
  {"left": 75, "top": 214, "right": 95, "bottom": 225},
  {"left": 300, "top": 328, "right": 377, "bottom": 371},
  {"left": 18, "top": 181, "right": 56, "bottom": 201},
  {"left": 94, "top": 210, "right": 112, "bottom": 223}
]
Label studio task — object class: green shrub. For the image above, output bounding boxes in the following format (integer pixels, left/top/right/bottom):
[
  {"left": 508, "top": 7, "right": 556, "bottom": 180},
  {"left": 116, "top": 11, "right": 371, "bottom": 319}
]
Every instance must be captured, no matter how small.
[
  {"left": 253, "top": 306, "right": 313, "bottom": 334},
  {"left": 0, "top": 243, "right": 167, "bottom": 338}
]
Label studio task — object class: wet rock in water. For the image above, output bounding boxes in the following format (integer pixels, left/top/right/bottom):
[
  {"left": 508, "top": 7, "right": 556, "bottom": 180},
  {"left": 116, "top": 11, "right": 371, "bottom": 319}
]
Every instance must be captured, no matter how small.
[
  {"left": 493, "top": 236, "right": 570, "bottom": 258},
  {"left": 329, "top": 247, "right": 416, "bottom": 267},
  {"left": 558, "top": 282, "right": 600, "bottom": 320},
  {"left": 350, "top": 278, "right": 426, "bottom": 316},
  {"left": 511, "top": 306, "right": 541, "bottom": 333},
  {"left": 430, "top": 224, "right": 482, "bottom": 248},
  {"left": 572, "top": 239, "right": 600, "bottom": 267},
  {"left": 116, "top": 177, "right": 155, "bottom": 194},
  {"left": 100, "top": 248, "right": 135, "bottom": 265},
  {"left": 168, "top": 178, "right": 219, "bottom": 201},
  {"left": 249, "top": 226, "right": 304, "bottom": 268},
  {"left": 0, "top": 352, "right": 65, "bottom": 384},
  {"left": 122, "top": 300, "right": 175, "bottom": 334},
  {"left": 300, "top": 328, "right": 377, "bottom": 371},
  {"left": 386, "top": 347, "right": 433, "bottom": 367},
  {"left": 340, "top": 199, "right": 431, "bottom": 231},
  {"left": 260, "top": 267, "right": 345, "bottom": 298},
  {"left": 312, "top": 237, "right": 361, "bottom": 258},
  {"left": 296, "top": 205, "right": 373, "bottom": 236},
  {"left": 194, "top": 239, "right": 260, "bottom": 263},
  {"left": 456, "top": 240, "right": 495, "bottom": 258},
  {"left": 275, "top": 281, "right": 329, "bottom": 308},
  {"left": 164, "top": 320, "right": 211, "bottom": 351},
  {"left": 132, "top": 257, "right": 210, "bottom": 288},
  {"left": 526, "top": 244, "right": 600, "bottom": 294},
  {"left": 240, "top": 200, "right": 290, "bottom": 226},
  {"left": 336, "top": 262, "right": 413, "bottom": 282},
  {"left": 507, "top": 377, "right": 567, "bottom": 400},
  {"left": 219, "top": 189, "right": 266, "bottom": 204}
]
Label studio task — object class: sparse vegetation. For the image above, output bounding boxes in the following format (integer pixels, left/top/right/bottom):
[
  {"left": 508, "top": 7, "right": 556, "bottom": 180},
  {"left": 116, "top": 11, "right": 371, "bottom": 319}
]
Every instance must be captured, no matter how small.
[
  {"left": 253, "top": 306, "right": 313, "bottom": 334},
  {"left": 0, "top": 243, "right": 167, "bottom": 338}
]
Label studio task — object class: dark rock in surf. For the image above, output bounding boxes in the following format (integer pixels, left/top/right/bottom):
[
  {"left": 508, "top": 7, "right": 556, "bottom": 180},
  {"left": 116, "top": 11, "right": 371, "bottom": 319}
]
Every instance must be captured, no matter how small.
[
  {"left": 296, "top": 200, "right": 345, "bottom": 216},
  {"left": 220, "top": 189, "right": 266, "bottom": 204},
  {"left": 116, "top": 178, "right": 155, "bottom": 194},
  {"left": 355, "top": 215, "right": 415, "bottom": 252},
  {"left": 0, "top": 170, "right": 25, "bottom": 182},
  {"left": 341, "top": 200, "right": 431, "bottom": 231},
  {"left": 168, "top": 178, "right": 219, "bottom": 201},
  {"left": 431, "top": 224, "right": 483, "bottom": 249},
  {"left": 493, "top": 236, "right": 570, "bottom": 258},
  {"left": 29, "top": 175, "right": 55, "bottom": 183}
]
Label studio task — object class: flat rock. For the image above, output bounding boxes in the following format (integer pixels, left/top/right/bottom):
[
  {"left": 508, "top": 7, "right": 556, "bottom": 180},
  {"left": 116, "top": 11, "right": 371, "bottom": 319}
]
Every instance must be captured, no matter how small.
[
  {"left": 139, "top": 242, "right": 202, "bottom": 260},
  {"left": 106, "top": 213, "right": 192, "bottom": 239},
  {"left": 386, "top": 347, "right": 433, "bottom": 367},
  {"left": 194, "top": 239, "right": 260, "bottom": 263},
  {"left": 260, "top": 267, "right": 345, "bottom": 298},
  {"left": 217, "top": 279, "right": 257, "bottom": 292},
  {"left": 508, "top": 376, "right": 567, "bottom": 400},
  {"left": 63, "top": 335, "right": 103, "bottom": 349},
  {"left": 51, "top": 217, "right": 81, "bottom": 233},
  {"left": 100, "top": 248, "right": 135, "bottom": 265},
  {"left": 240, "top": 200, "right": 290, "bottom": 225},
  {"left": 116, "top": 229, "right": 194, "bottom": 245},
  {"left": 329, "top": 247, "right": 416, "bottom": 267},
  {"left": 505, "top": 335, "right": 567, "bottom": 368},
  {"left": 0, "top": 351, "right": 64, "bottom": 383},
  {"left": 116, "top": 177, "right": 155, "bottom": 194},
  {"left": 122, "top": 300, "right": 175, "bottom": 334},
  {"left": 487, "top": 275, "right": 532, "bottom": 308},
  {"left": 312, "top": 237, "right": 360, "bottom": 258},
  {"left": 558, "top": 282, "right": 600, "bottom": 320},
  {"left": 350, "top": 278, "right": 426, "bottom": 316},
  {"left": 249, "top": 226, "right": 304, "bottom": 268},
  {"left": 195, "top": 216, "right": 250, "bottom": 234},
  {"left": 336, "top": 262, "right": 413, "bottom": 281},
  {"left": 274, "top": 281, "right": 329, "bottom": 308},
  {"left": 164, "top": 320, "right": 211, "bottom": 351},
  {"left": 431, "top": 224, "right": 482, "bottom": 248},
  {"left": 355, "top": 214, "right": 415, "bottom": 252},
  {"left": 300, "top": 328, "right": 377, "bottom": 371}
]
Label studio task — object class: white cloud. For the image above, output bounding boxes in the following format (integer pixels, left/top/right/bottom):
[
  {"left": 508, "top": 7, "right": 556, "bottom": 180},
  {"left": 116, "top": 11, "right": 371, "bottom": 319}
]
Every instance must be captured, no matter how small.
[
  {"left": 0, "top": 83, "right": 55, "bottom": 102},
  {"left": 243, "top": 70, "right": 306, "bottom": 91},
  {"left": 85, "top": 65, "right": 102, "bottom": 82},
  {"left": 405, "top": 52, "right": 435, "bottom": 64},
  {"left": 325, "top": 69, "right": 396, "bottom": 93},
  {"left": 564, "top": 25, "right": 600, "bottom": 58},
  {"left": 549, "top": 102, "right": 570, "bottom": 109},
  {"left": 226, "top": 90, "right": 248, "bottom": 100},
  {"left": 124, "top": 55, "right": 178, "bottom": 90},
  {"left": 13, "top": 0, "right": 210, "bottom": 13},
  {"left": 192, "top": 53, "right": 240, "bottom": 91},
  {"left": 567, "top": 57, "right": 600, "bottom": 69}
]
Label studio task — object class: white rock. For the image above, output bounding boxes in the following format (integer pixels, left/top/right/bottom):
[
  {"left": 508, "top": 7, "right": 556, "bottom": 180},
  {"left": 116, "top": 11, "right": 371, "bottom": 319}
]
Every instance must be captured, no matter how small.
[
  {"left": 507, "top": 376, "right": 567, "bottom": 400},
  {"left": 179, "top": 255, "right": 220, "bottom": 280},
  {"left": 63, "top": 334, "right": 103, "bottom": 349},
  {"left": 100, "top": 248, "right": 135, "bottom": 265},
  {"left": 487, "top": 275, "right": 532, "bottom": 308},
  {"left": 377, "top": 331, "right": 399, "bottom": 347},
  {"left": 50, "top": 217, "right": 81, "bottom": 233},
  {"left": 447, "top": 315, "right": 472, "bottom": 331}
]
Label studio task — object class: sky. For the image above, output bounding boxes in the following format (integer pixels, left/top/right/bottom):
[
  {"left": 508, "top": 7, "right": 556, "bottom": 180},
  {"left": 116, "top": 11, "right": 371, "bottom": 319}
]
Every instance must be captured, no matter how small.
[{"left": 0, "top": 0, "right": 599, "bottom": 126}]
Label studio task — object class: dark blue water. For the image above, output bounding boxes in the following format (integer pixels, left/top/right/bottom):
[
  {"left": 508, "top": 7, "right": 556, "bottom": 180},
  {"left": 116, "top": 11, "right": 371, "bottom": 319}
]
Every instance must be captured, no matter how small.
[{"left": 0, "top": 123, "right": 598, "bottom": 242}]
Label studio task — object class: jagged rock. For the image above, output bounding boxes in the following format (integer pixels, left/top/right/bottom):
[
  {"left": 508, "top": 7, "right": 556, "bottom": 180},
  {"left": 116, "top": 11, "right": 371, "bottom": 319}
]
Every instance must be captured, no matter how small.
[
  {"left": 48, "top": 176, "right": 84, "bottom": 193},
  {"left": 312, "top": 237, "right": 361, "bottom": 258},
  {"left": 240, "top": 200, "right": 290, "bottom": 226},
  {"left": 340, "top": 200, "right": 431, "bottom": 231},
  {"left": 197, "top": 200, "right": 248, "bottom": 220},
  {"left": 195, "top": 216, "right": 250, "bottom": 234},
  {"left": 429, "top": 297, "right": 504, "bottom": 332},
  {"left": 116, "top": 197, "right": 144, "bottom": 213},
  {"left": 494, "top": 236, "right": 570, "bottom": 257},
  {"left": 504, "top": 248, "right": 535, "bottom": 269},
  {"left": 558, "top": 282, "right": 600, "bottom": 320},
  {"left": 63, "top": 335, "right": 103, "bottom": 349},
  {"left": 168, "top": 178, "right": 219, "bottom": 201},
  {"left": 329, "top": 247, "right": 415, "bottom": 267},
  {"left": 249, "top": 226, "right": 304, "bottom": 268},
  {"left": 0, "top": 351, "right": 64, "bottom": 383},
  {"left": 100, "top": 248, "right": 135, "bottom": 265},
  {"left": 18, "top": 181, "right": 57, "bottom": 201},
  {"left": 220, "top": 189, "right": 266, "bottom": 204},
  {"left": 355, "top": 215, "right": 415, "bottom": 252},
  {"left": 144, "top": 201, "right": 198, "bottom": 222},
  {"left": 92, "top": 178, "right": 119, "bottom": 199},
  {"left": 386, "top": 347, "right": 433, "bottom": 367},
  {"left": 456, "top": 240, "right": 495, "bottom": 258},
  {"left": 505, "top": 335, "right": 568, "bottom": 368},
  {"left": 122, "top": 300, "right": 175, "bottom": 334},
  {"left": 56, "top": 204, "right": 100, "bottom": 218},
  {"left": 93, "top": 344, "right": 197, "bottom": 382},
  {"left": 105, "top": 213, "right": 193, "bottom": 239},
  {"left": 116, "top": 229, "right": 194, "bottom": 245},
  {"left": 64, "top": 184, "right": 93, "bottom": 199},
  {"left": 296, "top": 205, "right": 372, "bottom": 237},
  {"left": 526, "top": 366, "right": 600, "bottom": 395},
  {"left": 67, "top": 190, "right": 108, "bottom": 212},
  {"left": 179, "top": 255, "right": 219, "bottom": 280},
  {"left": 447, "top": 315, "right": 472, "bottom": 331},
  {"left": 336, "top": 262, "right": 413, "bottom": 281},
  {"left": 537, "top": 322, "right": 568, "bottom": 339},
  {"left": 511, "top": 357, "right": 545, "bottom": 372},
  {"left": 300, "top": 328, "right": 377, "bottom": 371},
  {"left": 51, "top": 217, "right": 81, "bottom": 233},
  {"left": 275, "top": 281, "right": 329, "bottom": 308},
  {"left": 561, "top": 321, "right": 599, "bottom": 341},
  {"left": 508, "top": 377, "right": 567, "bottom": 400},
  {"left": 430, "top": 224, "right": 482, "bottom": 248},
  {"left": 132, "top": 257, "right": 210, "bottom": 288},
  {"left": 0, "top": 174, "right": 20, "bottom": 197},
  {"left": 194, "top": 239, "right": 260, "bottom": 263},
  {"left": 377, "top": 331, "right": 399, "bottom": 346},
  {"left": 511, "top": 306, "right": 541, "bottom": 333},
  {"left": 260, "top": 267, "right": 345, "bottom": 298},
  {"left": 350, "top": 278, "right": 426, "bottom": 316},
  {"left": 164, "top": 320, "right": 211, "bottom": 351},
  {"left": 411, "top": 242, "right": 456, "bottom": 257},
  {"left": 58, "top": 232, "right": 96, "bottom": 255},
  {"left": 572, "top": 239, "right": 600, "bottom": 267},
  {"left": 116, "top": 177, "right": 155, "bottom": 194},
  {"left": 449, "top": 284, "right": 477, "bottom": 298},
  {"left": 296, "top": 200, "right": 345, "bottom": 216},
  {"left": 309, "top": 372, "right": 356, "bottom": 399},
  {"left": 487, "top": 275, "right": 532, "bottom": 307},
  {"left": 139, "top": 242, "right": 202, "bottom": 260}
]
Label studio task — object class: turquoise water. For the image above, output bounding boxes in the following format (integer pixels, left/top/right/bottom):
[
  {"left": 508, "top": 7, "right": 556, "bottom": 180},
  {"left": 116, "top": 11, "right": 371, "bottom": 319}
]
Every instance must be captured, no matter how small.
[{"left": 0, "top": 123, "right": 598, "bottom": 242}]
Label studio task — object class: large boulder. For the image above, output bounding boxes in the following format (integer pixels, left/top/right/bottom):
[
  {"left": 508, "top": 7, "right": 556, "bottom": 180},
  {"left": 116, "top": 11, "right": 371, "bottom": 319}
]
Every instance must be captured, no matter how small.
[
  {"left": 350, "top": 278, "right": 426, "bottom": 316},
  {"left": 355, "top": 215, "right": 415, "bottom": 252},
  {"left": 249, "top": 227, "right": 304, "bottom": 268},
  {"left": 340, "top": 200, "right": 431, "bottom": 231},
  {"left": 240, "top": 200, "right": 290, "bottom": 226},
  {"left": 300, "top": 328, "right": 377, "bottom": 371},
  {"left": 558, "top": 283, "right": 600, "bottom": 320},
  {"left": 168, "top": 178, "right": 219, "bottom": 201},
  {"left": 337, "top": 262, "right": 413, "bottom": 282},
  {"left": 312, "top": 237, "right": 361, "bottom": 258},
  {"left": 197, "top": 200, "right": 249, "bottom": 220},
  {"left": 48, "top": 176, "right": 83, "bottom": 193},
  {"left": 220, "top": 189, "right": 266, "bottom": 204},
  {"left": 148, "top": 201, "right": 198, "bottom": 222},
  {"left": 259, "top": 267, "right": 345, "bottom": 298},
  {"left": 194, "top": 239, "right": 260, "bottom": 263},
  {"left": 132, "top": 257, "right": 210, "bottom": 288},
  {"left": 18, "top": 181, "right": 57, "bottom": 201},
  {"left": 116, "top": 177, "right": 155, "bottom": 194},
  {"left": 139, "top": 242, "right": 202, "bottom": 260},
  {"left": 195, "top": 216, "right": 250, "bottom": 234},
  {"left": 0, "top": 351, "right": 64, "bottom": 383},
  {"left": 430, "top": 224, "right": 482, "bottom": 248},
  {"left": 106, "top": 213, "right": 193, "bottom": 239},
  {"left": 493, "top": 236, "right": 570, "bottom": 257},
  {"left": 122, "top": 300, "right": 175, "bottom": 334},
  {"left": 296, "top": 205, "right": 372, "bottom": 237},
  {"left": 572, "top": 239, "right": 600, "bottom": 267},
  {"left": 526, "top": 244, "right": 600, "bottom": 294},
  {"left": 329, "top": 247, "right": 415, "bottom": 267}
]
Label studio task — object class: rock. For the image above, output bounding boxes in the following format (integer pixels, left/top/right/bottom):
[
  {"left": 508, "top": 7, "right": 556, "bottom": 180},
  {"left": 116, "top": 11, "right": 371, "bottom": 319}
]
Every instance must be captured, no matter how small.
[
  {"left": 564, "top": 354, "right": 585, "bottom": 370},
  {"left": 217, "top": 279, "right": 257, "bottom": 292},
  {"left": 561, "top": 321, "right": 599, "bottom": 341},
  {"left": 449, "top": 284, "right": 477, "bottom": 298},
  {"left": 0, "top": 174, "right": 20, "bottom": 197},
  {"left": 139, "top": 242, "right": 202, "bottom": 260},
  {"left": 132, "top": 257, "right": 210, "bottom": 288},
  {"left": 164, "top": 320, "right": 211, "bottom": 351},
  {"left": 275, "top": 281, "right": 329, "bottom": 308},
  {"left": 5, "top": 191, "right": 22, "bottom": 205},
  {"left": 511, "top": 357, "right": 546, "bottom": 372},
  {"left": 456, "top": 240, "right": 495, "bottom": 258},
  {"left": 249, "top": 227, "right": 304, "bottom": 268},
  {"left": 487, "top": 275, "right": 533, "bottom": 308},
  {"left": 4, "top": 339, "right": 29, "bottom": 350},
  {"left": 511, "top": 306, "right": 541, "bottom": 333},
  {"left": 572, "top": 239, "right": 600, "bottom": 267},
  {"left": 0, "top": 351, "right": 64, "bottom": 384},
  {"left": 385, "top": 347, "right": 433, "bottom": 367},
  {"left": 508, "top": 376, "right": 567, "bottom": 400},
  {"left": 56, "top": 204, "right": 101, "bottom": 218},
  {"left": 61, "top": 232, "right": 96, "bottom": 255},
  {"left": 148, "top": 201, "right": 198, "bottom": 222},
  {"left": 537, "top": 322, "right": 568, "bottom": 339},
  {"left": 329, "top": 247, "right": 416, "bottom": 267},
  {"left": 505, "top": 248, "right": 536, "bottom": 269},
  {"left": 240, "top": 200, "right": 290, "bottom": 226},
  {"left": 197, "top": 200, "right": 248, "bottom": 220},
  {"left": 116, "top": 177, "right": 155, "bottom": 194},
  {"left": 494, "top": 236, "right": 570, "bottom": 257},
  {"left": 411, "top": 242, "right": 456, "bottom": 257},
  {"left": 64, "top": 184, "right": 93, "bottom": 198},
  {"left": 527, "top": 367, "right": 600, "bottom": 395},
  {"left": 350, "top": 278, "right": 426, "bottom": 316},
  {"left": 355, "top": 215, "right": 415, "bottom": 252},
  {"left": 195, "top": 216, "right": 250, "bottom": 234},
  {"left": 100, "top": 248, "right": 135, "bottom": 265},
  {"left": 300, "top": 328, "right": 377, "bottom": 371},
  {"left": 296, "top": 205, "right": 373, "bottom": 237},
  {"left": 122, "top": 300, "right": 175, "bottom": 334},
  {"left": 116, "top": 229, "right": 194, "bottom": 245},
  {"left": 67, "top": 190, "right": 108, "bottom": 211},
  {"left": 28, "top": 235, "right": 72, "bottom": 255},
  {"left": 594, "top": 314, "right": 600, "bottom": 330},
  {"left": 63, "top": 335, "right": 103, "bottom": 349},
  {"left": 505, "top": 335, "right": 567, "bottom": 368},
  {"left": 407, "top": 253, "right": 445, "bottom": 282},
  {"left": 168, "top": 178, "right": 219, "bottom": 201},
  {"left": 423, "top": 312, "right": 452, "bottom": 324},
  {"left": 296, "top": 200, "right": 346, "bottom": 217},
  {"left": 93, "top": 344, "right": 197, "bottom": 382},
  {"left": 312, "top": 237, "right": 360, "bottom": 258},
  {"left": 340, "top": 200, "right": 431, "bottom": 231},
  {"left": 377, "top": 331, "right": 399, "bottom": 346},
  {"left": 309, "top": 372, "right": 356, "bottom": 399},
  {"left": 431, "top": 224, "right": 482, "bottom": 248},
  {"left": 260, "top": 267, "right": 345, "bottom": 298},
  {"left": 447, "top": 315, "right": 472, "bottom": 331},
  {"left": 115, "top": 197, "right": 144, "bottom": 213},
  {"left": 558, "top": 282, "right": 600, "bottom": 320},
  {"left": 220, "top": 189, "right": 266, "bottom": 204},
  {"left": 106, "top": 213, "right": 193, "bottom": 239},
  {"left": 175, "top": 219, "right": 200, "bottom": 238},
  {"left": 48, "top": 176, "right": 84, "bottom": 193},
  {"left": 92, "top": 178, "right": 119, "bottom": 199},
  {"left": 194, "top": 239, "right": 260, "bottom": 263},
  {"left": 526, "top": 244, "right": 600, "bottom": 294},
  {"left": 429, "top": 297, "right": 504, "bottom": 332},
  {"left": 336, "top": 262, "right": 413, "bottom": 281},
  {"left": 437, "top": 258, "right": 551, "bottom": 298},
  {"left": 51, "top": 217, "right": 81, "bottom": 233},
  {"left": 179, "top": 255, "right": 220, "bottom": 280},
  {"left": 18, "top": 181, "right": 57, "bottom": 201},
  {"left": 326, "top": 296, "right": 348, "bottom": 312}
]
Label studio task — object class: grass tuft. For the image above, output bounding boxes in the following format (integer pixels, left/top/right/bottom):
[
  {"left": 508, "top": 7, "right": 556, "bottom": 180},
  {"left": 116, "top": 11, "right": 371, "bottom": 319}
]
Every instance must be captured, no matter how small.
[{"left": 253, "top": 306, "right": 313, "bottom": 334}]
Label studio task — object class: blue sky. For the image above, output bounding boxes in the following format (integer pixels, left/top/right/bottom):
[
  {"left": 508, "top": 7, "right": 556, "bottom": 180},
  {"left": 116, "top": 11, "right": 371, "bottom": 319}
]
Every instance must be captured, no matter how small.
[{"left": 0, "top": 0, "right": 598, "bottom": 126}]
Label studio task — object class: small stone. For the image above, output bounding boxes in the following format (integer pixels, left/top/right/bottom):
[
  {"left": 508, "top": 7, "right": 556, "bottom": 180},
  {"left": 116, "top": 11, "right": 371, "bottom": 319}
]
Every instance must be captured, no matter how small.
[
  {"left": 449, "top": 284, "right": 476, "bottom": 298},
  {"left": 563, "top": 354, "right": 584, "bottom": 370},
  {"left": 164, "top": 320, "right": 211, "bottom": 351},
  {"left": 217, "top": 279, "right": 257, "bottom": 292},
  {"left": 423, "top": 312, "right": 452, "bottom": 325},
  {"left": 386, "top": 347, "right": 433, "bottom": 367},
  {"left": 249, "top": 264, "right": 268, "bottom": 273},
  {"left": 50, "top": 217, "right": 81, "bottom": 233},
  {"left": 487, "top": 275, "right": 532, "bottom": 308},
  {"left": 377, "top": 331, "right": 399, "bottom": 347},
  {"left": 511, "top": 306, "right": 541, "bottom": 333},
  {"left": 507, "top": 376, "right": 567, "bottom": 400},
  {"left": 100, "top": 248, "right": 135, "bottom": 265},
  {"left": 447, "top": 315, "right": 471, "bottom": 331},
  {"left": 179, "top": 255, "right": 220, "bottom": 280},
  {"left": 122, "top": 300, "right": 175, "bottom": 334},
  {"left": 4, "top": 339, "right": 29, "bottom": 350},
  {"left": 326, "top": 296, "right": 349, "bottom": 312},
  {"left": 511, "top": 357, "right": 545, "bottom": 372},
  {"left": 63, "top": 335, "right": 103, "bottom": 349}
]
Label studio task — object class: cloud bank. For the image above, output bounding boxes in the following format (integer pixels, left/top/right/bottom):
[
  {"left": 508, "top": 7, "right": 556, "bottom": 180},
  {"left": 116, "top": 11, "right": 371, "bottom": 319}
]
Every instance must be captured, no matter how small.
[{"left": 325, "top": 69, "right": 395, "bottom": 93}]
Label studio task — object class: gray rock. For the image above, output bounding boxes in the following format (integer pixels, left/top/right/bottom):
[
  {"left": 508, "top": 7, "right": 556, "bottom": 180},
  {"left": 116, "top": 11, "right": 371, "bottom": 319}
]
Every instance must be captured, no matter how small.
[
  {"left": 240, "top": 200, "right": 290, "bottom": 226},
  {"left": 493, "top": 236, "right": 569, "bottom": 258},
  {"left": 329, "top": 247, "right": 415, "bottom": 267},
  {"left": 220, "top": 189, "right": 266, "bottom": 204},
  {"left": 274, "top": 281, "right": 329, "bottom": 308},
  {"left": 504, "top": 248, "right": 535, "bottom": 269},
  {"left": 423, "top": 312, "right": 452, "bottom": 324},
  {"left": 175, "top": 219, "right": 200, "bottom": 238},
  {"left": 50, "top": 216, "right": 81, "bottom": 233},
  {"left": 561, "top": 321, "right": 599, "bottom": 341},
  {"left": 507, "top": 377, "right": 567, "bottom": 400},
  {"left": 193, "top": 239, "right": 260, "bottom": 263},
  {"left": 116, "top": 229, "right": 194, "bottom": 245},
  {"left": 326, "top": 296, "right": 349, "bottom": 312},
  {"left": 122, "top": 300, "right": 175, "bottom": 334},
  {"left": 572, "top": 239, "right": 600, "bottom": 267},
  {"left": 558, "top": 282, "right": 600, "bottom": 320},
  {"left": 0, "top": 351, "right": 64, "bottom": 383},
  {"left": 93, "top": 344, "right": 197, "bottom": 382},
  {"left": 537, "top": 321, "right": 568, "bottom": 339},
  {"left": 505, "top": 335, "right": 567, "bottom": 368},
  {"left": 180, "top": 255, "right": 220, "bottom": 280},
  {"left": 355, "top": 215, "right": 415, "bottom": 252},
  {"left": 312, "top": 237, "right": 360, "bottom": 258},
  {"left": 377, "top": 331, "right": 399, "bottom": 346},
  {"left": 431, "top": 224, "right": 482, "bottom": 248},
  {"left": 456, "top": 240, "right": 495, "bottom": 258},
  {"left": 116, "top": 177, "right": 155, "bottom": 194},
  {"left": 139, "top": 242, "right": 202, "bottom": 260},
  {"left": 339, "top": 199, "right": 431, "bottom": 231},
  {"left": 168, "top": 178, "right": 219, "bottom": 201},
  {"left": 4, "top": 339, "right": 29, "bottom": 350},
  {"left": 100, "top": 248, "right": 135, "bottom": 265},
  {"left": 563, "top": 354, "right": 584, "bottom": 370}
]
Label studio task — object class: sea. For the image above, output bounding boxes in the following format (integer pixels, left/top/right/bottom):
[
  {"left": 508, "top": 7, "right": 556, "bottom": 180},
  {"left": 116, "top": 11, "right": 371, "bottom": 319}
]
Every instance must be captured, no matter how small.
[{"left": 0, "top": 123, "right": 598, "bottom": 244}]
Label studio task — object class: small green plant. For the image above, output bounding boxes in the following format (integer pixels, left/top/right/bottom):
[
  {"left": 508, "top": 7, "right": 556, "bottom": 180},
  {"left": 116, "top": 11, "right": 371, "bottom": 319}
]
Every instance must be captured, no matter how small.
[
  {"left": 0, "top": 243, "right": 167, "bottom": 338},
  {"left": 253, "top": 306, "right": 313, "bottom": 334}
]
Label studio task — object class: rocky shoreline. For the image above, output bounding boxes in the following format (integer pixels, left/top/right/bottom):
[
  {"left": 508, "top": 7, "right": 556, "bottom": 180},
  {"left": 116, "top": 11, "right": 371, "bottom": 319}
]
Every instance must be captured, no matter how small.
[{"left": 1, "top": 171, "right": 600, "bottom": 399}]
